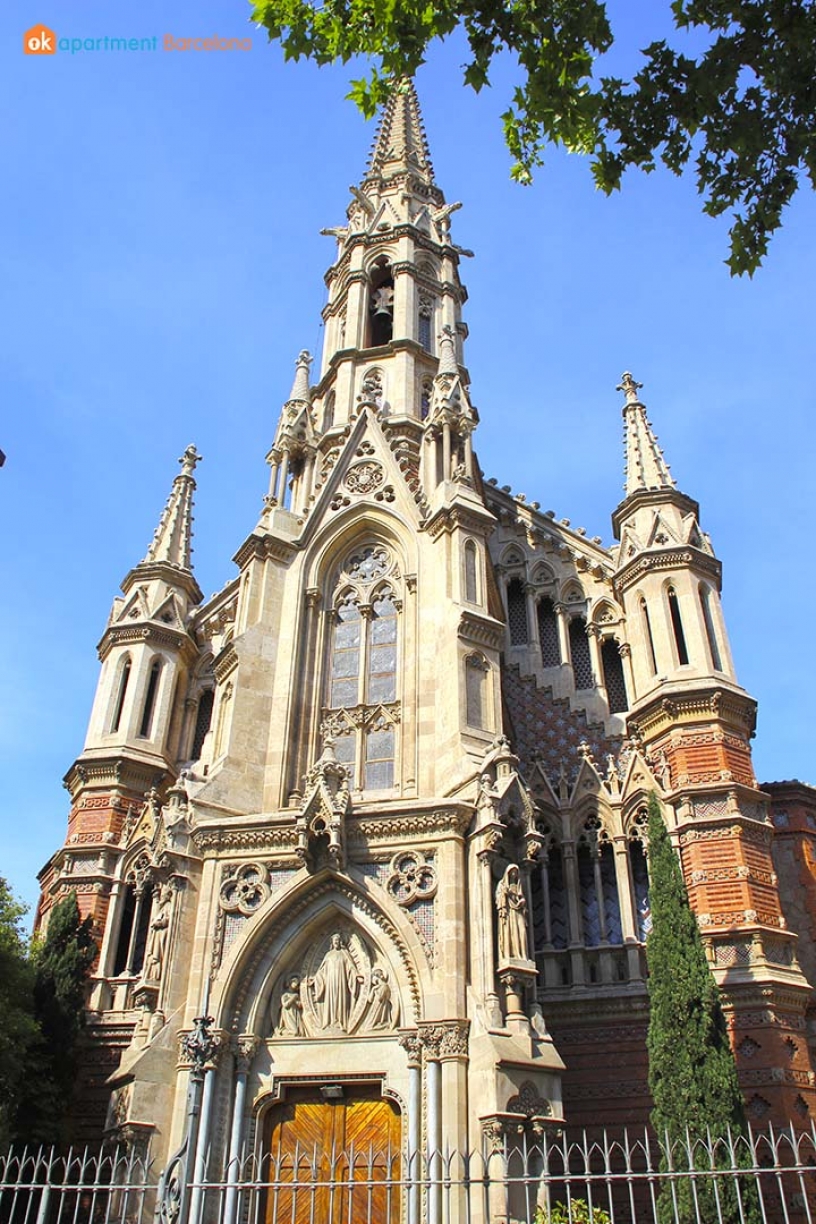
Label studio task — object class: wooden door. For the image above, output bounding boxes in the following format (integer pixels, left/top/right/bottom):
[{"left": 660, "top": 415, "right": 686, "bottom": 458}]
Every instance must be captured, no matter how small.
[{"left": 262, "top": 1086, "right": 401, "bottom": 1224}]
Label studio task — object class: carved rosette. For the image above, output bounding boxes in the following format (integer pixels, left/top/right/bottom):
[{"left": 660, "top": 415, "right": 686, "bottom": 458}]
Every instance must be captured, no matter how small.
[
  {"left": 219, "top": 863, "right": 271, "bottom": 915},
  {"left": 386, "top": 850, "right": 437, "bottom": 906}
]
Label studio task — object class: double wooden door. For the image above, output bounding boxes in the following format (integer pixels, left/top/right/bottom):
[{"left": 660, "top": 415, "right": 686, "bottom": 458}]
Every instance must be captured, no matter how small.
[{"left": 262, "top": 1086, "right": 401, "bottom": 1224}]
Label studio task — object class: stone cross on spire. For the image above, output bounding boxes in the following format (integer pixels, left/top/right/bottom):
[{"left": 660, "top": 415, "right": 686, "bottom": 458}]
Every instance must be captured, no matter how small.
[
  {"left": 618, "top": 373, "right": 676, "bottom": 497},
  {"left": 143, "top": 444, "right": 202, "bottom": 571}
]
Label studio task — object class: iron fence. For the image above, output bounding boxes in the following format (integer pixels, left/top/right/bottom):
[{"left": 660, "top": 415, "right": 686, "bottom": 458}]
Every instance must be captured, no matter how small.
[{"left": 2, "top": 1126, "right": 815, "bottom": 1224}]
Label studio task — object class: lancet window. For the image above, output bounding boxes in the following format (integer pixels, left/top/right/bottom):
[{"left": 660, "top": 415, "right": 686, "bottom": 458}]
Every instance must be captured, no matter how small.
[
  {"left": 110, "top": 655, "right": 131, "bottom": 733},
  {"left": 667, "top": 585, "right": 689, "bottom": 665},
  {"left": 190, "top": 689, "right": 214, "bottom": 759},
  {"left": 699, "top": 583, "right": 723, "bottom": 671},
  {"left": 640, "top": 596, "right": 658, "bottom": 675},
  {"left": 139, "top": 659, "right": 162, "bottom": 738},
  {"left": 464, "top": 540, "right": 479, "bottom": 604},
  {"left": 600, "top": 639, "right": 628, "bottom": 713},
  {"left": 324, "top": 545, "right": 401, "bottom": 792},
  {"left": 577, "top": 817, "right": 622, "bottom": 945},
  {"left": 569, "top": 617, "right": 594, "bottom": 689},
  {"left": 506, "top": 579, "right": 528, "bottom": 645},
  {"left": 537, "top": 598, "right": 560, "bottom": 667},
  {"left": 465, "top": 652, "right": 489, "bottom": 729}
]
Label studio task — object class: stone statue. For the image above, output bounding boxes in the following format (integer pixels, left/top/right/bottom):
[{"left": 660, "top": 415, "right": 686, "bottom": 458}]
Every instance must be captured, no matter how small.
[
  {"left": 309, "top": 933, "right": 361, "bottom": 1031},
  {"left": 144, "top": 884, "right": 172, "bottom": 980},
  {"left": 277, "top": 975, "right": 305, "bottom": 1036},
  {"left": 366, "top": 967, "right": 397, "bottom": 1031},
  {"left": 495, "top": 865, "right": 530, "bottom": 962}
]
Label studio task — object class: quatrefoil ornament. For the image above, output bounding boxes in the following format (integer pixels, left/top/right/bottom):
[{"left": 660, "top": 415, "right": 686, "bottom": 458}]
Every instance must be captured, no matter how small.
[
  {"left": 219, "top": 862, "right": 271, "bottom": 915},
  {"left": 386, "top": 851, "right": 437, "bottom": 907}
]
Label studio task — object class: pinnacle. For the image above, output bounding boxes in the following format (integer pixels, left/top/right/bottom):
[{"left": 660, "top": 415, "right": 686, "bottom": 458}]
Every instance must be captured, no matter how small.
[
  {"left": 364, "top": 77, "right": 436, "bottom": 186},
  {"left": 619, "top": 374, "right": 676, "bottom": 497},
  {"left": 287, "top": 350, "right": 313, "bottom": 404},
  {"left": 142, "top": 444, "right": 201, "bottom": 572}
]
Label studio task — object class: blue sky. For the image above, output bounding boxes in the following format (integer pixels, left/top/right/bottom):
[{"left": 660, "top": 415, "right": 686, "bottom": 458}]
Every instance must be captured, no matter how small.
[{"left": 2, "top": 0, "right": 815, "bottom": 921}]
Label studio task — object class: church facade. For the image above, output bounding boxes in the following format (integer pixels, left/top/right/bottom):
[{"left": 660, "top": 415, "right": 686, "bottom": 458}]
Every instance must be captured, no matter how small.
[{"left": 37, "top": 82, "right": 816, "bottom": 1170}]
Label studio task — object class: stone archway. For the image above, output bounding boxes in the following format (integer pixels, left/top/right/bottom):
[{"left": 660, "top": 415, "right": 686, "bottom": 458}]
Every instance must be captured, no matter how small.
[{"left": 261, "top": 1083, "right": 401, "bottom": 1224}]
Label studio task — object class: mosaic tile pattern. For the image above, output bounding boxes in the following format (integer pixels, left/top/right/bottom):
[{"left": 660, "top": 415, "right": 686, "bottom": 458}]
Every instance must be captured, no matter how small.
[
  {"left": 502, "top": 664, "right": 621, "bottom": 785},
  {"left": 358, "top": 858, "right": 436, "bottom": 965}
]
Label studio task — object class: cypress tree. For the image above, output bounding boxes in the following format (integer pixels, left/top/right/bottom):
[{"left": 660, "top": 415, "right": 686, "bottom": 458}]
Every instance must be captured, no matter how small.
[{"left": 646, "top": 793, "right": 758, "bottom": 1224}]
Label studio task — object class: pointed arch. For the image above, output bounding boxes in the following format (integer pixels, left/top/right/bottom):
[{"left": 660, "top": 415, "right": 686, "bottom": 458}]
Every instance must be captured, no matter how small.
[
  {"left": 212, "top": 870, "right": 427, "bottom": 1038},
  {"left": 110, "top": 654, "right": 132, "bottom": 733}
]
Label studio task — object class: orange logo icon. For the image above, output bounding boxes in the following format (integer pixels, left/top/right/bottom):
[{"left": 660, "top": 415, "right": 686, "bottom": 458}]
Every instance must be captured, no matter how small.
[{"left": 24, "top": 24, "right": 56, "bottom": 54}]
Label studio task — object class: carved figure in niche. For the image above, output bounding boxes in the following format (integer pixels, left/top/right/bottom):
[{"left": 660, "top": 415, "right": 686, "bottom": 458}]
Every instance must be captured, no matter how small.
[
  {"left": 144, "top": 884, "right": 172, "bottom": 980},
  {"left": 309, "top": 933, "right": 362, "bottom": 1031},
  {"left": 496, "top": 865, "right": 530, "bottom": 962},
  {"left": 277, "top": 975, "right": 305, "bottom": 1036},
  {"left": 366, "top": 967, "right": 398, "bottom": 1030}
]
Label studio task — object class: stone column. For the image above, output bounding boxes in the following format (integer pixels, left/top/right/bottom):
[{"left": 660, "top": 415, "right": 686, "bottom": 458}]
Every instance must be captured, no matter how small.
[
  {"left": 619, "top": 642, "right": 636, "bottom": 706},
  {"left": 442, "top": 422, "right": 452, "bottom": 482},
  {"left": 538, "top": 852, "right": 552, "bottom": 947},
  {"left": 422, "top": 1027, "right": 443, "bottom": 1224},
  {"left": 439, "top": 1022, "right": 470, "bottom": 1224},
  {"left": 586, "top": 624, "right": 603, "bottom": 690},
  {"left": 399, "top": 1032, "right": 423, "bottom": 1224},
  {"left": 554, "top": 603, "right": 571, "bottom": 669},
  {"left": 189, "top": 1031, "right": 225, "bottom": 1224},
  {"left": 478, "top": 847, "right": 502, "bottom": 1026},
  {"left": 278, "top": 449, "right": 290, "bottom": 508},
  {"left": 525, "top": 586, "right": 540, "bottom": 653},
  {"left": 222, "top": 1036, "right": 259, "bottom": 1224}
]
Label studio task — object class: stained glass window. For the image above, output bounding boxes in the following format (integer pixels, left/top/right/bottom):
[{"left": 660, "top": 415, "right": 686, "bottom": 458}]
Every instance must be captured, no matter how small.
[{"left": 330, "top": 602, "right": 362, "bottom": 708}]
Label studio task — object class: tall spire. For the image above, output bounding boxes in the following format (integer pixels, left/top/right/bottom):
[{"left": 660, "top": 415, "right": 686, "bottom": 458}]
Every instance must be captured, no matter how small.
[
  {"left": 618, "top": 373, "right": 676, "bottom": 497},
  {"left": 143, "top": 444, "right": 202, "bottom": 572},
  {"left": 364, "top": 77, "right": 436, "bottom": 188}
]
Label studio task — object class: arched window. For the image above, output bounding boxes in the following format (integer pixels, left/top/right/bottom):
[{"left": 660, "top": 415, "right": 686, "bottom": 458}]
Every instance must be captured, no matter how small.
[
  {"left": 326, "top": 545, "right": 401, "bottom": 791},
  {"left": 578, "top": 820, "right": 622, "bottom": 946},
  {"left": 418, "top": 294, "right": 434, "bottom": 353},
  {"left": 322, "top": 391, "right": 335, "bottom": 432},
  {"left": 465, "top": 653, "right": 489, "bottom": 729},
  {"left": 537, "top": 598, "right": 560, "bottom": 667},
  {"left": 640, "top": 596, "right": 658, "bottom": 675},
  {"left": 630, "top": 839, "right": 650, "bottom": 940},
  {"left": 191, "top": 689, "right": 214, "bottom": 759},
  {"left": 569, "top": 617, "right": 594, "bottom": 689},
  {"left": 464, "top": 540, "right": 478, "bottom": 604},
  {"left": 111, "top": 656, "right": 131, "bottom": 733},
  {"left": 368, "top": 258, "right": 394, "bottom": 347},
  {"left": 214, "top": 681, "right": 233, "bottom": 758},
  {"left": 113, "top": 880, "right": 152, "bottom": 976},
  {"left": 601, "top": 639, "right": 628, "bottom": 713},
  {"left": 506, "top": 579, "right": 528, "bottom": 645},
  {"left": 699, "top": 584, "right": 723, "bottom": 670},
  {"left": 667, "top": 586, "right": 689, "bottom": 665},
  {"left": 139, "top": 659, "right": 162, "bottom": 738}
]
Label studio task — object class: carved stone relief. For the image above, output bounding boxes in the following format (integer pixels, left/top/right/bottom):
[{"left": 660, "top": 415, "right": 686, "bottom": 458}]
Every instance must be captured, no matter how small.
[{"left": 270, "top": 929, "right": 400, "bottom": 1038}]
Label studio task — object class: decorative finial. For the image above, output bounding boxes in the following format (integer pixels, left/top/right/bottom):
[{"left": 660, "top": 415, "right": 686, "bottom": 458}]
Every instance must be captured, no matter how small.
[
  {"left": 617, "top": 372, "right": 643, "bottom": 404},
  {"left": 179, "top": 444, "right": 202, "bottom": 478}
]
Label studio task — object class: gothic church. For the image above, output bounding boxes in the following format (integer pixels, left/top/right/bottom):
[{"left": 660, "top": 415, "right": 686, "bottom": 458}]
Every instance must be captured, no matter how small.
[{"left": 38, "top": 81, "right": 816, "bottom": 1168}]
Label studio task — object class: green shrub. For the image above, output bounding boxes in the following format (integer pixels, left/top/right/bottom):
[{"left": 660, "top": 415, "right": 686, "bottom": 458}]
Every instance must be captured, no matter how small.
[{"left": 533, "top": 1199, "right": 611, "bottom": 1224}]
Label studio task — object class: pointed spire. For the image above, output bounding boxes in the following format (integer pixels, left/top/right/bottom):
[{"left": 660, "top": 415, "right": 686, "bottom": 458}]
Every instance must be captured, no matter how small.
[
  {"left": 365, "top": 77, "right": 436, "bottom": 186},
  {"left": 287, "top": 350, "right": 313, "bottom": 405},
  {"left": 618, "top": 373, "right": 676, "bottom": 497},
  {"left": 143, "top": 444, "right": 201, "bottom": 572}
]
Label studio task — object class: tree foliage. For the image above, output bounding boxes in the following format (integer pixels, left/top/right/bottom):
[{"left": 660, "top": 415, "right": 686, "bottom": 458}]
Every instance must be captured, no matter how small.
[
  {"left": 0, "top": 878, "right": 38, "bottom": 1150},
  {"left": 645, "top": 794, "right": 757, "bottom": 1224},
  {"left": 249, "top": 0, "right": 816, "bottom": 274}
]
